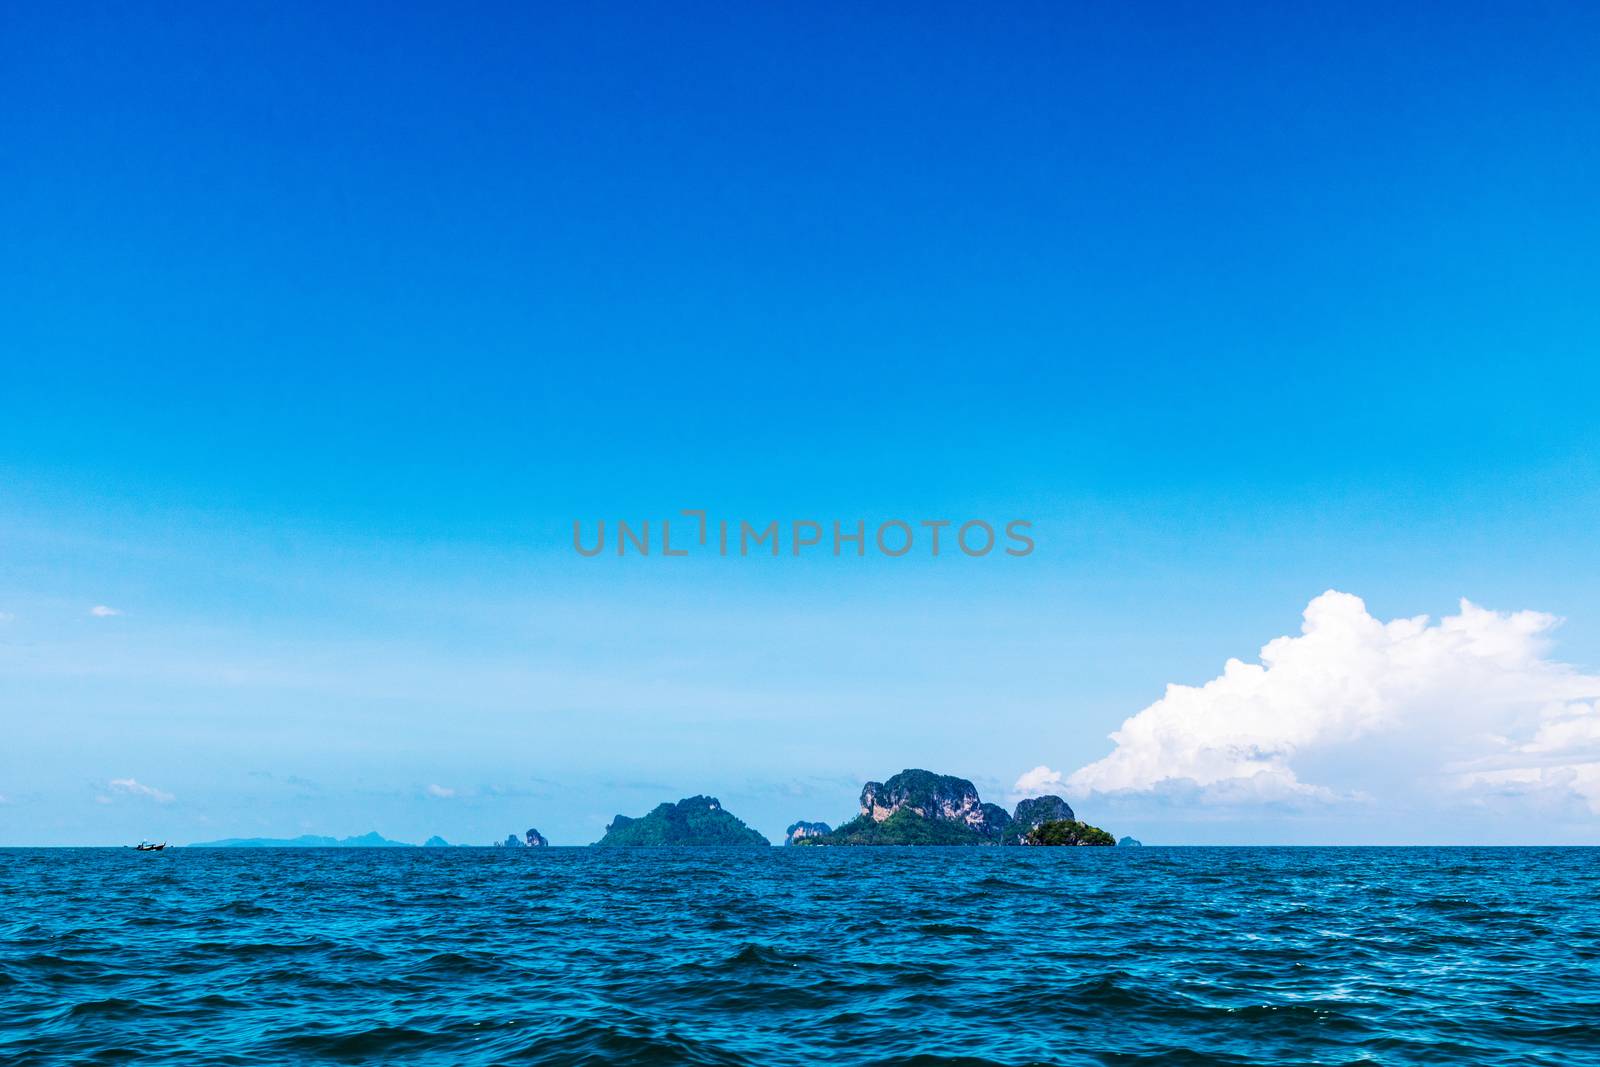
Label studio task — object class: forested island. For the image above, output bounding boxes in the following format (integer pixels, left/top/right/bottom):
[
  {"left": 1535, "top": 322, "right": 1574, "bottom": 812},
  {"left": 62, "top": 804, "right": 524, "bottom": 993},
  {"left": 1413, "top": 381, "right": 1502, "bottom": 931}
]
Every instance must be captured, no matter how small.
[
  {"left": 791, "top": 769, "right": 1118, "bottom": 847},
  {"left": 594, "top": 795, "right": 770, "bottom": 846}
]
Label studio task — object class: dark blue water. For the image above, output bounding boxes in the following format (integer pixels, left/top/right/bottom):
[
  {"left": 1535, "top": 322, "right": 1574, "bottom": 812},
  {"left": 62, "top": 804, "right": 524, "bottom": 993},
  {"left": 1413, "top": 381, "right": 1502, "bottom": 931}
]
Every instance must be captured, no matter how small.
[{"left": 3, "top": 847, "right": 1598, "bottom": 1065}]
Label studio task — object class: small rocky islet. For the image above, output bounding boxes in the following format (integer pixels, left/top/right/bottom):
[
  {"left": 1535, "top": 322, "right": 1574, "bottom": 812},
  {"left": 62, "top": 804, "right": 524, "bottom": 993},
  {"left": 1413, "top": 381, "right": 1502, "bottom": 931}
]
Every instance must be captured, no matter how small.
[{"left": 785, "top": 820, "right": 832, "bottom": 843}]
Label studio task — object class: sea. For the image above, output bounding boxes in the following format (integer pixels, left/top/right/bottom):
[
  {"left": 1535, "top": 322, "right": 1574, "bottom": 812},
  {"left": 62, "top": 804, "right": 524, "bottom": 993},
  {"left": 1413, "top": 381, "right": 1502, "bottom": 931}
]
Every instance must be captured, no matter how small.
[{"left": 2, "top": 846, "right": 1597, "bottom": 1065}]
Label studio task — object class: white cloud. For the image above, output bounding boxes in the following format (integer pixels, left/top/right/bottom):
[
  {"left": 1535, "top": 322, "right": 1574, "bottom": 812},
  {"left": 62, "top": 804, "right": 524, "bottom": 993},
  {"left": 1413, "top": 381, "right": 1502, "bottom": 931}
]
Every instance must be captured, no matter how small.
[
  {"left": 1011, "top": 764, "right": 1066, "bottom": 802},
  {"left": 1067, "top": 591, "right": 1600, "bottom": 815},
  {"left": 0, "top": 612, "right": 14, "bottom": 623},
  {"left": 107, "top": 777, "right": 174, "bottom": 803},
  {"left": 426, "top": 784, "right": 456, "bottom": 798},
  {"left": 90, "top": 605, "right": 122, "bottom": 617}
]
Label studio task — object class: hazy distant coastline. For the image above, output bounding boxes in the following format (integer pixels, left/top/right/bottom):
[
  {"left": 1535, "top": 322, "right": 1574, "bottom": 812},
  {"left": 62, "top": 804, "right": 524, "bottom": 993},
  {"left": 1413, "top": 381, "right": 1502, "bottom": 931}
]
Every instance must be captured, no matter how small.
[
  {"left": 187, "top": 831, "right": 418, "bottom": 848},
  {"left": 183, "top": 769, "right": 1125, "bottom": 849}
]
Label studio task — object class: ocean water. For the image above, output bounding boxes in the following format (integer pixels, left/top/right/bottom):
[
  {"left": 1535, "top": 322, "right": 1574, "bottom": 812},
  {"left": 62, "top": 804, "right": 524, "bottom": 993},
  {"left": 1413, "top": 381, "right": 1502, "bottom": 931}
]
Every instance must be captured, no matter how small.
[{"left": 2, "top": 847, "right": 1597, "bottom": 1065}]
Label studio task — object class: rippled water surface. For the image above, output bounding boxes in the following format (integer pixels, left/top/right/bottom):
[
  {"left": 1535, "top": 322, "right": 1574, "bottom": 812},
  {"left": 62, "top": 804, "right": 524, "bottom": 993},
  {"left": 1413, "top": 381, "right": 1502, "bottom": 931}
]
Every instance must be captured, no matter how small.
[{"left": 3, "top": 847, "right": 1598, "bottom": 1064}]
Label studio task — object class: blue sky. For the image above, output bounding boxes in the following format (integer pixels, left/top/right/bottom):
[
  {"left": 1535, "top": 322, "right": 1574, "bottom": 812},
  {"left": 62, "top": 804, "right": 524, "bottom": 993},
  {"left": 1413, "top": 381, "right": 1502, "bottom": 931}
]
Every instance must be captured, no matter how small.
[{"left": 3, "top": 3, "right": 1599, "bottom": 844}]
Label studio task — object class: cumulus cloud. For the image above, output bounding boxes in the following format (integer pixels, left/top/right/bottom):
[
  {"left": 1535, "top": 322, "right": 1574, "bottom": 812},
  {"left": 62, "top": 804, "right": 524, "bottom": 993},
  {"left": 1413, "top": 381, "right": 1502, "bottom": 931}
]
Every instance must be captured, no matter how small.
[
  {"left": 1067, "top": 591, "right": 1600, "bottom": 815},
  {"left": 107, "top": 778, "right": 174, "bottom": 803},
  {"left": 426, "top": 784, "right": 456, "bottom": 798},
  {"left": 1011, "top": 765, "right": 1067, "bottom": 802},
  {"left": 90, "top": 605, "right": 122, "bottom": 617}
]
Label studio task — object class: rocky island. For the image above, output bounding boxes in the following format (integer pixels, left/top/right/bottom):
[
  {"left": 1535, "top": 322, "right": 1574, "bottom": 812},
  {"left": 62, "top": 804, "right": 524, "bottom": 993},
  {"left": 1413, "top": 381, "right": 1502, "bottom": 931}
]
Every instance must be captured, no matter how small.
[
  {"left": 594, "top": 795, "right": 769, "bottom": 846},
  {"left": 495, "top": 828, "right": 549, "bottom": 847},
  {"left": 794, "top": 769, "right": 1116, "bottom": 846},
  {"left": 785, "top": 820, "right": 832, "bottom": 845}
]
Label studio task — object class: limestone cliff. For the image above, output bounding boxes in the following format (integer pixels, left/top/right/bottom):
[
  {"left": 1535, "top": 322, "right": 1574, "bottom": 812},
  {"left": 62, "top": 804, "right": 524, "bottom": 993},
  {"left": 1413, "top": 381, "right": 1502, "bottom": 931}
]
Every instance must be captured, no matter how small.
[{"left": 796, "top": 769, "right": 1113, "bottom": 847}]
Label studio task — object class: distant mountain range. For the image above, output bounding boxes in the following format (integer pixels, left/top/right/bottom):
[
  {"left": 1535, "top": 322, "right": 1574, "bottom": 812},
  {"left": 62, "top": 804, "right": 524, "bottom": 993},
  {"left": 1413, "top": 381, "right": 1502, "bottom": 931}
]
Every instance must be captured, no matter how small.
[
  {"left": 187, "top": 831, "right": 418, "bottom": 848},
  {"left": 189, "top": 829, "right": 545, "bottom": 848}
]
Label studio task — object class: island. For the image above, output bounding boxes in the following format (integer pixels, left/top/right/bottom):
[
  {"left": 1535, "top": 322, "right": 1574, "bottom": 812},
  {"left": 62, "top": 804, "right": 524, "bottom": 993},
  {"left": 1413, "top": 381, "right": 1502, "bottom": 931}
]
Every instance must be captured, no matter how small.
[
  {"left": 792, "top": 769, "right": 1115, "bottom": 846},
  {"left": 594, "top": 795, "right": 769, "bottom": 846},
  {"left": 1024, "top": 819, "right": 1116, "bottom": 846},
  {"left": 495, "top": 827, "right": 549, "bottom": 847},
  {"left": 785, "top": 820, "right": 832, "bottom": 845}
]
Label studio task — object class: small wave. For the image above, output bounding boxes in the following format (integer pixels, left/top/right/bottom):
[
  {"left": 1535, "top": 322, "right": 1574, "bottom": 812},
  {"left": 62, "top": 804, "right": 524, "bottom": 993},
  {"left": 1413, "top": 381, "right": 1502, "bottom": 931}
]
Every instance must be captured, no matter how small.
[
  {"left": 862, "top": 1058, "right": 1015, "bottom": 1067},
  {"left": 12, "top": 953, "right": 103, "bottom": 977},
  {"left": 215, "top": 899, "right": 278, "bottom": 917},
  {"left": 270, "top": 1025, "right": 454, "bottom": 1060},
  {"left": 1415, "top": 896, "right": 1486, "bottom": 912},
  {"left": 412, "top": 950, "right": 503, "bottom": 977},
  {"left": 62, "top": 997, "right": 149, "bottom": 1021},
  {"left": 718, "top": 943, "right": 820, "bottom": 969},
  {"left": 916, "top": 923, "right": 986, "bottom": 936},
  {"left": 973, "top": 876, "right": 1036, "bottom": 891},
  {"left": 496, "top": 1020, "right": 752, "bottom": 1066}
]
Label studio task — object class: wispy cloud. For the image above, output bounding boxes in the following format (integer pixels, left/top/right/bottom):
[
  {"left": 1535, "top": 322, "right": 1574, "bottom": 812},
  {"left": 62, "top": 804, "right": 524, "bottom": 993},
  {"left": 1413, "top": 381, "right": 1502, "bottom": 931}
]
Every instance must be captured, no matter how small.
[
  {"left": 107, "top": 777, "right": 174, "bottom": 802},
  {"left": 426, "top": 784, "right": 456, "bottom": 798},
  {"left": 90, "top": 605, "right": 122, "bottom": 617},
  {"left": 476, "top": 780, "right": 558, "bottom": 800}
]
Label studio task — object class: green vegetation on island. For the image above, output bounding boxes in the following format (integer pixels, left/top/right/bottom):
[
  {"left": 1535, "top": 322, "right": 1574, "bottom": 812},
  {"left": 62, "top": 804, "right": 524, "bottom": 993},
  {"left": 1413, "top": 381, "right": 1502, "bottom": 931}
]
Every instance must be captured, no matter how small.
[
  {"left": 1003, "top": 795, "right": 1080, "bottom": 845},
  {"left": 812, "top": 807, "right": 997, "bottom": 846},
  {"left": 594, "top": 795, "right": 769, "bottom": 846},
  {"left": 1024, "top": 819, "right": 1116, "bottom": 847},
  {"left": 793, "top": 768, "right": 1116, "bottom": 847}
]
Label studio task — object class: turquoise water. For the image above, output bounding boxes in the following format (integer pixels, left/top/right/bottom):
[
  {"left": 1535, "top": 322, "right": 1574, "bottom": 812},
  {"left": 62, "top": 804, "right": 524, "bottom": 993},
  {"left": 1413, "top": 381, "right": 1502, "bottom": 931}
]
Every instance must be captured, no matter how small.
[{"left": 3, "top": 847, "right": 1597, "bottom": 1064}]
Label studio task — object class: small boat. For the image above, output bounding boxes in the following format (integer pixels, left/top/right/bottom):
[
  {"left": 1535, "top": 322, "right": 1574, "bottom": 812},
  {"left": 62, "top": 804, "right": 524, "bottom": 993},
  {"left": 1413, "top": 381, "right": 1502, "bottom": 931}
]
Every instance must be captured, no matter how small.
[{"left": 131, "top": 841, "right": 167, "bottom": 851}]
